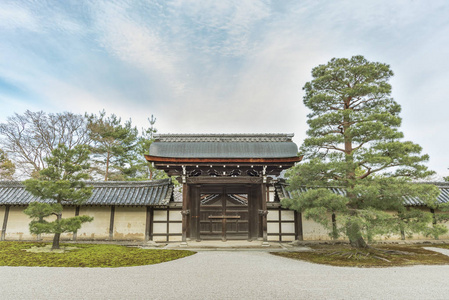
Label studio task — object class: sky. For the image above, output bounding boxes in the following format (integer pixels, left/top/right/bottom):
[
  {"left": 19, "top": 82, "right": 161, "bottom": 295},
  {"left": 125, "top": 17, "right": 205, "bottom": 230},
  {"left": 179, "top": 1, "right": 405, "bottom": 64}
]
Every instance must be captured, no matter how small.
[{"left": 0, "top": 0, "right": 448, "bottom": 178}]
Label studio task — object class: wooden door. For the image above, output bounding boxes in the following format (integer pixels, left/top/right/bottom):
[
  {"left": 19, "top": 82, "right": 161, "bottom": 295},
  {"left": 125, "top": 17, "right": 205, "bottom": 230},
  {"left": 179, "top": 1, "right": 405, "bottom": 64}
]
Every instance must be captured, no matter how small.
[{"left": 199, "top": 187, "right": 249, "bottom": 240}]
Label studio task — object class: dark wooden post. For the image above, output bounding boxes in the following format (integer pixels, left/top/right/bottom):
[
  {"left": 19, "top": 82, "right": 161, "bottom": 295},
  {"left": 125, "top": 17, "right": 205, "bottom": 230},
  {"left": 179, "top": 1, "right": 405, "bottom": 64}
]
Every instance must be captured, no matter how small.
[
  {"left": 248, "top": 185, "right": 260, "bottom": 240},
  {"left": 1, "top": 205, "right": 10, "bottom": 241},
  {"left": 261, "top": 182, "right": 268, "bottom": 243},
  {"left": 166, "top": 207, "right": 170, "bottom": 242},
  {"left": 109, "top": 205, "right": 115, "bottom": 240},
  {"left": 190, "top": 185, "right": 201, "bottom": 241},
  {"left": 145, "top": 206, "right": 154, "bottom": 241},
  {"left": 181, "top": 183, "right": 189, "bottom": 242},
  {"left": 294, "top": 211, "right": 303, "bottom": 241},
  {"left": 72, "top": 206, "right": 80, "bottom": 241},
  {"left": 248, "top": 185, "right": 254, "bottom": 239},
  {"left": 246, "top": 184, "right": 253, "bottom": 241},
  {"left": 430, "top": 208, "right": 437, "bottom": 224},
  {"left": 278, "top": 209, "right": 282, "bottom": 242},
  {"left": 221, "top": 187, "right": 227, "bottom": 242}
]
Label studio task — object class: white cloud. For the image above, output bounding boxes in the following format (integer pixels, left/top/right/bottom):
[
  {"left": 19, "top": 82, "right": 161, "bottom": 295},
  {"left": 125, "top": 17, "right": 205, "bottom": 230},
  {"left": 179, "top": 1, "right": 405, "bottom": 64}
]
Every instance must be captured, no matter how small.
[
  {"left": 0, "top": 2, "right": 41, "bottom": 32},
  {"left": 1, "top": 0, "right": 449, "bottom": 177},
  {"left": 168, "top": 0, "right": 271, "bottom": 56}
]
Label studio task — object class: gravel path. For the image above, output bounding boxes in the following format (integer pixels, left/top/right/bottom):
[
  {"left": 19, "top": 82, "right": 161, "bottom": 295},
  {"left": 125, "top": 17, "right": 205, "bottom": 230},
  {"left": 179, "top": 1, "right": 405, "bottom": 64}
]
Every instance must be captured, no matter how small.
[
  {"left": 424, "top": 246, "right": 449, "bottom": 256},
  {"left": 1, "top": 250, "right": 449, "bottom": 300}
]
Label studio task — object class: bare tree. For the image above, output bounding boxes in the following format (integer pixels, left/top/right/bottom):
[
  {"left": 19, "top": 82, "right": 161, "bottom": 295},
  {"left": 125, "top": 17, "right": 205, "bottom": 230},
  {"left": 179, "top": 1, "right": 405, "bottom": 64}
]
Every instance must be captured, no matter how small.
[{"left": 0, "top": 110, "right": 91, "bottom": 177}]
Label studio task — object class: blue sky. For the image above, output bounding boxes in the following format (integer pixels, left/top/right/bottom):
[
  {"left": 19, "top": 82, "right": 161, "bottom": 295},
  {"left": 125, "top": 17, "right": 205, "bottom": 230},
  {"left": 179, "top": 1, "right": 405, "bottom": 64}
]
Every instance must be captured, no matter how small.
[{"left": 1, "top": 0, "right": 448, "bottom": 177}]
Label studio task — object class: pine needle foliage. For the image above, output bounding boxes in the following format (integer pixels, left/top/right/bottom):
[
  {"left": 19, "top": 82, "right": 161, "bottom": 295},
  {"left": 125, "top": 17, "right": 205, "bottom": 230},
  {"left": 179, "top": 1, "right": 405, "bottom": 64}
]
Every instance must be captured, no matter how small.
[
  {"left": 0, "top": 148, "right": 15, "bottom": 180},
  {"left": 23, "top": 144, "right": 93, "bottom": 250},
  {"left": 86, "top": 111, "right": 139, "bottom": 181},
  {"left": 283, "top": 55, "right": 441, "bottom": 248}
]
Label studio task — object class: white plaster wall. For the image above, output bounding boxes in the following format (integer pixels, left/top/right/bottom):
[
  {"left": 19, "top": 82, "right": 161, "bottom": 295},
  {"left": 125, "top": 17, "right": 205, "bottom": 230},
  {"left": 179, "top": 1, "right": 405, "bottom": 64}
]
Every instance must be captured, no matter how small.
[
  {"left": 376, "top": 208, "right": 449, "bottom": 241},
  {"left": 169, "top": 235, "right": 182, "bottom": 242},
  {"left": 169, "top": 222, "right": 182, "bottom": 234},
  {"left": 282, "top": 235, "right": 295, "bottom": 242},
  {"left": 113, "top": 207, "right": 146, "bottom": 241},
  {"left": 34, "top": 207, "right": 78, "bottom": 241},
  {"left": 153, "top": 222, "right": 167, "bottom": 234},
  {"left": 267, "top": 209, "right": 296, "bottom": 241},
  {"left": 153, "top": 235, "right": 167, "bottom": 242},
  {"left": 267, "top": 222, "right": 279, "bottom": 234},
  {"left": 4, "top": 206, "right": 35, "bottom": 240},
  {"left": 281, "top": 222, "right": 295, "bottom": 234},
  {"left": 169, "top": 210, "right": 182, "bottom": 221},
  {"left": 268, "top": 235, "right": 280, "bottom": 242},
  {"left": 3, "top": 204, "right": 449, "bottom": 242},
  {"left": 302, "top": 216, "right": 332, "bottom": 240},
  {"left": 267, "top": 210, "right": 279, "bottom": 221},
  {"left": 153, "top": 210, "right": 167, "bottom": 221},
  {"left": 268, "top": 186, "right": 275, "bottom": 202},
  {"left": 281, "top": 210, "right": 295, "bottom": 221},
  {"left": 76, "top": 206, "right": 110, "bottom": 240}
]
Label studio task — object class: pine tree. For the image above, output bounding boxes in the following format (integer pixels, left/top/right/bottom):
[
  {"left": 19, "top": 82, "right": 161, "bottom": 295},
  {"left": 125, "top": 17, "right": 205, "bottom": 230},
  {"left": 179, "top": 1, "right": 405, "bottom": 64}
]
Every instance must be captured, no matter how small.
[
  {"left": 86, "top": 111, "right": 139, "bottom": 181},
  {"left": 134, "top": 115, "right": 167, "bottom": 180},
  {"left": 0, "top": 148, "right": 15, "bottom": 180},
  {"left": 283, "top": 55, "right": 440, "bottom": 248},
  {"left": 23, "top": 144, "right": 93, "bottom": 250}
]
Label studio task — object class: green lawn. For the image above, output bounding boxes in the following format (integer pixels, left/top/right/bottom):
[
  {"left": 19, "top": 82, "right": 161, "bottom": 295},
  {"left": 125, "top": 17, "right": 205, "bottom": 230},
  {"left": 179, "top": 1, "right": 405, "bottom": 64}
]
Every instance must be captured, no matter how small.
[
  {"left": 0, "top": 242, "right": 195, "bottom": 268},
  {"left": 272, "top": 244, "right": 449, "bottom": 267}
]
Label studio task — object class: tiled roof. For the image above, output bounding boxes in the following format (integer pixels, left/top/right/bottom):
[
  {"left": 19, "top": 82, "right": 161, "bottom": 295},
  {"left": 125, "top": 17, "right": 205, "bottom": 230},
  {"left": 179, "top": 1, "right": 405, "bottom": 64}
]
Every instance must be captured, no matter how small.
[
  {"left": 0, "top": 179, "right": 173, "bottom": 206},
  {"left": 402, "top": 182, "right": 449, "bottom": 206},
  {"left": 275, "top": 182, "right": 449, "bottom": 207},
  {"left": 154, "top": 133, "right": 295, "bottom": 143},
  {"left": 150, "top": 134, "right": 299, "bottom": 159}
]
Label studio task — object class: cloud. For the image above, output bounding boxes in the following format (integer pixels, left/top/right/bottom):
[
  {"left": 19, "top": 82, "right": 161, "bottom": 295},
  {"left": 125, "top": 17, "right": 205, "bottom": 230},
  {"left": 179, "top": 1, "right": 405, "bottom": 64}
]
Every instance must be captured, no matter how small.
[
  {"left": 0, "top": 0, "right": 449, "bottom": 176},
  {"left": 0, "top": 2, "right": 40, "bottom": 32},
  {"left": 168, "top": 0, "right": 271, "bottom": 56}
]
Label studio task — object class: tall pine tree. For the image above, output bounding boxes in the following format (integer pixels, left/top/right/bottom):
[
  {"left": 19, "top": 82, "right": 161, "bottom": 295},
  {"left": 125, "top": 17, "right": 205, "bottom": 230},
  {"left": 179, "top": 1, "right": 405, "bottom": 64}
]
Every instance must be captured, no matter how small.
[
  {"left": 86, "top": 111, "right": 139, "bottom": 181},
  {"left": 283, "top": 55, "right": 440, "bottom": 248},
  {"left": 23, "top": 144, "right": 93, "bottom": 250}
]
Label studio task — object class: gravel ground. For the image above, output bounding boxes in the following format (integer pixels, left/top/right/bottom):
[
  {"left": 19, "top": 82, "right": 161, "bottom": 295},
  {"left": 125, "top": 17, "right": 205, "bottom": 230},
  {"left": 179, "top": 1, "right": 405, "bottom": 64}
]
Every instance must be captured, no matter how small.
[{"left": 1, "top": 250, "right": 449, "bottom": 300}]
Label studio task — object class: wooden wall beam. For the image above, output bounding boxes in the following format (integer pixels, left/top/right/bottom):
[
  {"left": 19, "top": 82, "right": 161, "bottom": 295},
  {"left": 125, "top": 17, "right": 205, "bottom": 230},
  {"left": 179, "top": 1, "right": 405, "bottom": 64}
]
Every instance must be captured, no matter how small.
[
  {"left": 72, "top": 206, "right": 80, "bottom": 241},
  {"left": 181, "top": 183, "right": 189, "bottom": 242},
  {"left": 190, "top": 185, "right": 201, "bottom": 241},
  {"left": 109, "top": 205, "right": 115, "bottom": 240},
  {"left": 261, "top": 183, "right": 268, "bottom": 242},
  {"left": 145, "top": 206, "right": 154, "bottom": 241},
  {"left": 1, "top": 205, "right": 10, "bottom": 241},
  {"left": 294, "top": 211, "right": 303, "bottom": 241}
]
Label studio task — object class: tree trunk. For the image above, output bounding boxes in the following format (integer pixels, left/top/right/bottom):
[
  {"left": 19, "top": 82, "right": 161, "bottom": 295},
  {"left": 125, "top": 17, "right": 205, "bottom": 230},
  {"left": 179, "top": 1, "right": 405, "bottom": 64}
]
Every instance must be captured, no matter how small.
[
  {"left": 400, "top": 223, "right": 406, "bottom": 240},
  {"left": 347, "top": 220, "right": 369, "bottom": 249},
  {"left": 105, "top": 150, "right": 110, "bottom": 181},
  {"left": 52, "top": 213, "right": 62, "bottom": 250},
  {"left": 342, "top": 101, "right": 367, "bottom": 248},
  {"left": 349, "top": 235, "right": 369, "bottom": 249},
  {"left": 52, "top": 232, "right": 61, "bottom": 250},
  {"left": 331, "top": 213, "right": 338, "bottom": 240}
]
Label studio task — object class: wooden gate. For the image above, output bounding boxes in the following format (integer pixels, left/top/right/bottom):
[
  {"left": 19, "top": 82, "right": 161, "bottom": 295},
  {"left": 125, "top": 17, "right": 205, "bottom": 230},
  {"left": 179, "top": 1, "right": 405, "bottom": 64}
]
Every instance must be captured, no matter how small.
[{"left": 199, "top": 187, "right": 249, "bottom": 241}]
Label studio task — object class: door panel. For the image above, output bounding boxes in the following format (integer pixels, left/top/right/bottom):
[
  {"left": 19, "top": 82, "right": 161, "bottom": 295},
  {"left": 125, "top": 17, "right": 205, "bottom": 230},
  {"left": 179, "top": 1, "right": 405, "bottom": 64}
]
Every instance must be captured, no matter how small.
[{"left": 199, "top": 189, "right": 249, "bottom": 240}]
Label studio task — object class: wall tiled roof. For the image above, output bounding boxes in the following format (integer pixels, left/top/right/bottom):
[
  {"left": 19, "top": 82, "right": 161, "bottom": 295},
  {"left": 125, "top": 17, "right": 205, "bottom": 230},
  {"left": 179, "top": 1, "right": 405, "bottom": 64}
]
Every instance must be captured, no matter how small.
[
  {"left": 0, "top": 179, "right": 173, "bottom": 206},
  {"left": 275, "top": 182, "right": 449, "bottom": 207}
]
